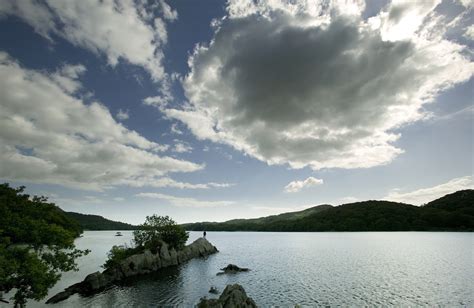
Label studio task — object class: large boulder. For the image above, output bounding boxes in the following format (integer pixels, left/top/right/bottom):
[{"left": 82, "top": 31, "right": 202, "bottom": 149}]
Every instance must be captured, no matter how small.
[
  {"left": 198, "top": 284, "right": 257, "bottom": 308},
  {"left": 83, "top": 272, "right": 109, "bottom": 291}
]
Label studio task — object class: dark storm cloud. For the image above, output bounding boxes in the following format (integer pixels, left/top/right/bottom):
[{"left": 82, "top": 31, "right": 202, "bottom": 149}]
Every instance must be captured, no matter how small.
[{"left": 164, "top": 1, "right": 473, "bottom": 169}]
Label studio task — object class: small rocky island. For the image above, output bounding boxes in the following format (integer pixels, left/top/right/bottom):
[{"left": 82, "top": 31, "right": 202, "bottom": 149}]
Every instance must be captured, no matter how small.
[
  {"left": 47, "top": 238, "right": 218, "bottom": 304},
  {"left": 198, "top": 284, "right": 257, "bottom": 308},
  {"left": 217, "top": 264, "right": 250, "bottom": 275}
]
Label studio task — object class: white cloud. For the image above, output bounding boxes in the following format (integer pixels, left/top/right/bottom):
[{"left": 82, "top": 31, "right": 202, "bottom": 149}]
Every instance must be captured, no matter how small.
[
  {"left": 170, "top": 122, "right": 183, "bottom": 135},
  {"left": 0, "top": 53, "right": 203, "bottom": 191},
  {"left": 158, "top": 0, "right": 178, "bottom": 21},
  {"left": 459, "top": 0, "right": 473, "bottom": 8},
  {"left": 465, "top": 24, "right": 474, "bottom": 40},
  {"left": 116, "top": 109, "right": 129, "bottom": 120},
  {"left": 162, "top": 0, "right": 473, "bottom": 171},
  {"left": 121, "top": 176, "right": 233, "bottom": 190},
  {"left": 135, "top": 192, "right": 234, "bottom": 208},
  {"left": 143, "top": 94, "right": 173, "bottom": 108},
  {"left": 373, "top": 0, "right": 441, "bottom": 42},
  {"left": 50, "top": 64, "right": 87, "bottom": 94},
  {"left": 0, "top": 0, "right": 56, "bottom": 40},
  {"left": 284, "top": 176, "right": 324, "bottom": 193},
  {"left": 172, "top": 140, "right": 193, "bottom": 153},
  {"left": 226, "top": 0, "right": 365, "bottom": 20},
  {"left": 0, "top": 0, "right": 175, "bottom": 83},
  {"left": 384, "top": 176, "right": 473, "bottom": 205},
  {"left": 207, "top": 182, "right": 234, "bottom": 188}
]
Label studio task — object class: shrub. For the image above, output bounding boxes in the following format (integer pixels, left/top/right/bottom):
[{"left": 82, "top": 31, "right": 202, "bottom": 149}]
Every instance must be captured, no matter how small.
[
  {"left": 133, "top": 215, "right": 188, "bottom": 250},
  {"left": 103, "top": 215, "right": 189, "bottom": 270},
  {"left": 103, "top": 244, "right": 142, "bottom": 270}
]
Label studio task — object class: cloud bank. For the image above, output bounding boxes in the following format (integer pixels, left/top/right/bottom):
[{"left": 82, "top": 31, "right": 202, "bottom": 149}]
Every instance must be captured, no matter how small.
[
  {"left": 385, "top": 176, "right": 473, "bottom": 205},
  {"left": 0, "top": 53, "right": 210, "bottom": 191},
  {"left": 136, "top": 192, "right": 234, "bottom": 208},
  {"left": 163, "top": 0, "right": 473, "bottom": 170},
  {"left": 0, "top": 0, "right": 176, "bottom": 83}
]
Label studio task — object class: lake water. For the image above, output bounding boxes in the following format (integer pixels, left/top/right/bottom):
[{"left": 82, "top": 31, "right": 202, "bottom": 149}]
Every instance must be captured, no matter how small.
[{"left": 29, "top": 231, "right": 473, "bottom": 307}]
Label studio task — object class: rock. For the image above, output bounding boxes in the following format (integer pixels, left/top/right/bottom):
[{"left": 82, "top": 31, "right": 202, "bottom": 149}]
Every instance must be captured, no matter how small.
[
  {"left": 159, "top": 243, "right": 172, "bottom": 267},
  {"left": 102, "top": 267, "right": 124, "bottom": 282},
  {"left": 46, "top": 290, "right": 72, "bottom": 304},
  {"left": 45, "top": 282, "right": 83, "bottom": 304},
  {"left": 216, "top": 264, "right": 250, "bottom": 275},
  {"left": 169, "top": 248, "right": 179, "bottom": 266},
  {"left": 83, "top": 271, "right": 109, "bottom": 291},
  {"left": 209, "top": 286, "right": 219, "bottom": 294},
  {"left": 47, "top": 238, "right": 218, "bottom": 304},
  {"left": 198, "top": 284, "right": 257, "bottom": 308}
]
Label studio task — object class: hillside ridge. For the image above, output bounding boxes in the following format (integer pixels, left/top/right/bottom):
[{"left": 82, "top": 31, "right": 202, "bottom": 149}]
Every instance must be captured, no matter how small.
[
  {"left": 65, "top": 212, "right": 137, "bottom": 230},
  {"left": 183, "top": 190, "right": 474, "bottom": 232}
]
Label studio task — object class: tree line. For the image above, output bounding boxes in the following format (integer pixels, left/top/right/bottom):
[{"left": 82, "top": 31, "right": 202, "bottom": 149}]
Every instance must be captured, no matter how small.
[{"left": 183, "top": 190, "right": 474, "bottom": 232}]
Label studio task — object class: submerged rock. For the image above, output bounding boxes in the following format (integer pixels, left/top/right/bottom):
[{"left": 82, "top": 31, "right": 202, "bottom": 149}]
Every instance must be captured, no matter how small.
[
  {"left": 216, "top": 264, "right": 250, "bottom": 275},
  {"left": 47, "top": 238, "right": 218, "bottom": 304},
  {"left": 198, "top": 284, "right": 257, "bottom": 308},
  {"left": 209, "top": 286, "right": 219, "bottom": 294}
]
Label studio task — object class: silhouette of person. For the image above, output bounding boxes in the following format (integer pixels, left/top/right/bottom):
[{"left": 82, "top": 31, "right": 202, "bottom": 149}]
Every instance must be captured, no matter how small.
[{"left": 203, "top": 231, "right": 207, "bottom": 238}]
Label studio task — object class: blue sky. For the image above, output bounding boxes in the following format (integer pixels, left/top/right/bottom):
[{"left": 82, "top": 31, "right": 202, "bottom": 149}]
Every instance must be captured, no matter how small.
[{"left": 0, "top": 0, "right": 472, "bottom": 224}]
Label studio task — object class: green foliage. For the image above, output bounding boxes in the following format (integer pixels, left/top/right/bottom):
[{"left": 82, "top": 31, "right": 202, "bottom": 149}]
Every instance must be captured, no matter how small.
[
  {"left": 0, "top": 183, "right": 89, "bottom": 306},
  {"left": 102, "top": 244, "right": 142, "bottom": 270},
  {"left": 103, "top": 215, "right": 188, "bottom": 270},
  {"left": 65, "top": 212, "right": 137, "bottom": 230},
  {"left": 183, "top": 190, "right": 474, "bottom": 232},
  {"left": 134, "top": 215, "right": 189, "bottom": 250},
  {"left": 424, "top": 189, "right": 474, "bottom": 215}
]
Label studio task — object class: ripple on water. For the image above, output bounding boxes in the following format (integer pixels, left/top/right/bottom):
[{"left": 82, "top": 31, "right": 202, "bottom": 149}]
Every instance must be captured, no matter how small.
[{"left": 31, "top": 231, "right": 474, "bottom": 307}]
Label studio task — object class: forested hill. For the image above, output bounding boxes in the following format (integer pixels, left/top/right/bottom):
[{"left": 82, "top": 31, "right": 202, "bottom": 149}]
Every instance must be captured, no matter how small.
[
  {"left": 182, "top": 204, "right": 332, "bottom": 231},
  {"left": 424, "top": 189, "right": 474, "bottom": 213},
  {"left": 65, "top": 212, "right": 137, "bottom": 230},
  {"left": 0, "top": 183, "right": 83, "bottom": 239},
  {"left": 183, "top": 190, "right": 474, "bottom": 232}
]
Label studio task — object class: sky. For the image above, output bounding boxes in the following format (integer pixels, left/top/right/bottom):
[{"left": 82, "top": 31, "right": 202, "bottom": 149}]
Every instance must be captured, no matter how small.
[{"left": 0, "top": 0, "right": 472, "bottom": 224}]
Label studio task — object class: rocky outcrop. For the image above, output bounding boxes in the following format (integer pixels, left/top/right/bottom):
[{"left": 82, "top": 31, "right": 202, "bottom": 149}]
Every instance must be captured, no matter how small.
[
  {"left": 198, "top": 284, "right": 257, "bottom": 308},
  {"left": 47, "top": 238, "right": 218, "bottom": 304},
  {"left": 216, "top": 264, "right": 250, "bottom": 275}
]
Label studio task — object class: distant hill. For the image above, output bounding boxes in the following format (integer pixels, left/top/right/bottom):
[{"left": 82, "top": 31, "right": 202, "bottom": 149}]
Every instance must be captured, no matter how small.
[
  {"left": 183, "top": 190, "right": 474, "bottom": 232},
  {"left": 65, "top": 212, "right": 137, "bottom": 230},
  {"left": 425, "top": 189, "right": 474, "bottom": 213},
  {"left": 183, "top": 204, "right": 332, "bottom": 231}
]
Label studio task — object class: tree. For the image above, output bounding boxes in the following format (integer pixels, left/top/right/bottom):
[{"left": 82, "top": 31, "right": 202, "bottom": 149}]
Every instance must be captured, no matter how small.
[
  {"left": 133, "top": 215, "right": 189, "bottom": 251},
  {"left": 0, "top": 183, "right": 88, "bottom": 307}
]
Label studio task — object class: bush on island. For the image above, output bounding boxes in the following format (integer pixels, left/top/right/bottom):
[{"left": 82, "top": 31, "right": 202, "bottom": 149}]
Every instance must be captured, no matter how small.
[{"left": 103, "top": 215, "right": 189, "bottom": 269}]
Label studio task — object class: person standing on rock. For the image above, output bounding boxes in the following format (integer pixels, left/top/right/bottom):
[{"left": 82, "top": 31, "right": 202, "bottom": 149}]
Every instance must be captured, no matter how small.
[{"left": 203, "top": 231, "right": 207, "bottom": 238}]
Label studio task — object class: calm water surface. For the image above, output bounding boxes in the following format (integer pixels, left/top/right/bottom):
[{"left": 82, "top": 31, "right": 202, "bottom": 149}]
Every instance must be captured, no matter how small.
[{"left": 31, "top": 231, "right": 473, "bottom": 307}]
